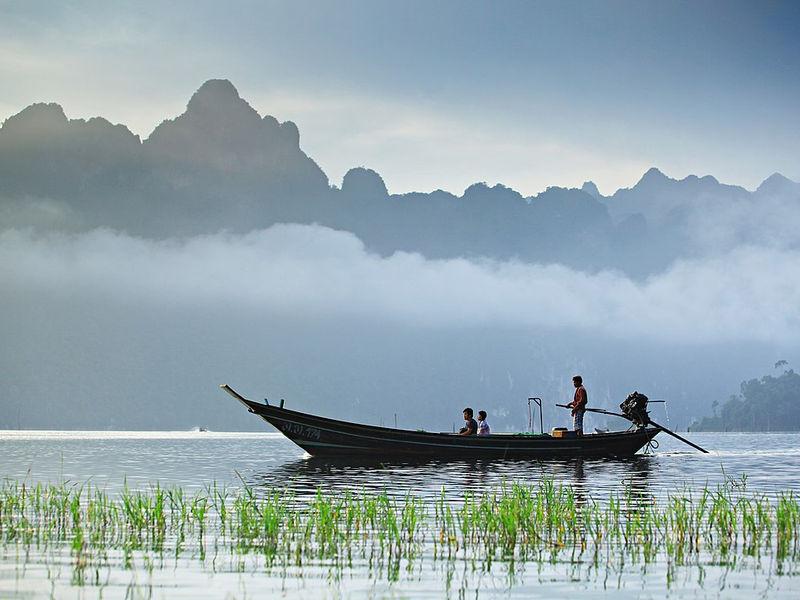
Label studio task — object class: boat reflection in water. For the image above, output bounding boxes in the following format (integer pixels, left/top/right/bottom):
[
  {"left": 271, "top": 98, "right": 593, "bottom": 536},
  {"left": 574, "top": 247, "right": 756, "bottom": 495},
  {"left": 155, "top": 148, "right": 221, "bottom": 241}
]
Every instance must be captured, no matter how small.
[{"left": 246, "top": 453, "right": 656, "bottom": 507}]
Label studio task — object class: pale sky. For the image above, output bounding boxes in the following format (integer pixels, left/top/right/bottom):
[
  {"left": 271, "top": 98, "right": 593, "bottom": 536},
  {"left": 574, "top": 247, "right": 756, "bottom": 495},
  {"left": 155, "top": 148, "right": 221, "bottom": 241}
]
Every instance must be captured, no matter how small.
[{"left": 1, "top": 0, "right": 798, "bottom": 195}]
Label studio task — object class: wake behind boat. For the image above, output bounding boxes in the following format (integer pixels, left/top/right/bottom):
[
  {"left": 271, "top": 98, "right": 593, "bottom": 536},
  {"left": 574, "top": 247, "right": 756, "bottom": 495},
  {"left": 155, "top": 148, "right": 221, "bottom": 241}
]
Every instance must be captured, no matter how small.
[{"left": 220, "top": 385, "right": 662, "bottom": 459}]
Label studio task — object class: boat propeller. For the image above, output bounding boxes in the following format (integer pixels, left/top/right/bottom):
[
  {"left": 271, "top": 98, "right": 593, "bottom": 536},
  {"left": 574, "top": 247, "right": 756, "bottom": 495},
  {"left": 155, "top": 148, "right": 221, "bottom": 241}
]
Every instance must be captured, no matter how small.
[{"left": 558, "top": 391, "right": 709, "bottom": 454}]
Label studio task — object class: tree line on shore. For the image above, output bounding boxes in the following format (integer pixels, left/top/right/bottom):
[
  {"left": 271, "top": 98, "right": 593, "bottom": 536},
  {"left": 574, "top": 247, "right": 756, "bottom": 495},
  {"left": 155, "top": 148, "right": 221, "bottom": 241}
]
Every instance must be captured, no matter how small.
[{"left": 691, "top": 364, "right": 799, "bottom": 431}]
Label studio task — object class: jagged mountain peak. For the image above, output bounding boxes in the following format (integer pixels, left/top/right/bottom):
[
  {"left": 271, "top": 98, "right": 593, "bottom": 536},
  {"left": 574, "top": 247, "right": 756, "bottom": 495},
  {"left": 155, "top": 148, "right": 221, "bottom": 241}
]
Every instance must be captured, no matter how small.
[
  {"left": 627, "top": 168, "right": 728, "bottom": 196},
  {"left": 146, "top": 79, "right": 262, "bottom": 145},
  {"left": 757, "top": 172, "right": 800, "bottom": 196},
  {"left": 581, "top": 181, "right": 601, "bottom": 198},
  {"left": 759, "top": 172, "right": 791, "bottom": 187},
  {"left": 636, "top": 167, "right": 672, "bottom": 187},
  {"left": 1, "top": 102, "right": 68, "bottom": 135},
  {"left": 763, "top": 172, "right": 790, "bottom": 184},
  {"left": 0, "top": 102, "right": 139, "bottom": 148},
  {"left": 342, "top": 167, "right": 388, "bottom": 197},
  {"left": 186, "top": 79, "right": 244, "bottom": 111},
  {"left": 13, "top": 102, "right": 67, "bottom": 121},
  {"left": 161, "top": 79, "right": 263, "bottom": 133},
  {"left": 196, "top": 78, "right": 239, "bottom": 95},
  {"left": 682, "top": 173, "right": 714, "bottom": 183},
  {"left": 700, "top": 174, "right": 719, "bottom": 185},
  {"left": 460, "top": 182, "right": 526, "bottom": 206},
  {"left": 144, "top": 79, "right": 322, "bottom": 175}
]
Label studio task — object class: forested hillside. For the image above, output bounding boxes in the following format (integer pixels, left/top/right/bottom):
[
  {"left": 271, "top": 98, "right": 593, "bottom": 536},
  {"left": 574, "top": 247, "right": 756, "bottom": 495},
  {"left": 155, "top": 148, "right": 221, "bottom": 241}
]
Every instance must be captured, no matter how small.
[{"left": 692, "top": 367, "right": 800, "bottom": 431}]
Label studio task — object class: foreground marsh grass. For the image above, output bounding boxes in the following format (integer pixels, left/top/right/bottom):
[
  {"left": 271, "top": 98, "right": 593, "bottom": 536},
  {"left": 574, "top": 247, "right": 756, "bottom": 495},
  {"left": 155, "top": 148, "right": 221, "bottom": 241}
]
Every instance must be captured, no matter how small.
[{"left": 1, "top": 478, "right": 799, "bottom": 592}]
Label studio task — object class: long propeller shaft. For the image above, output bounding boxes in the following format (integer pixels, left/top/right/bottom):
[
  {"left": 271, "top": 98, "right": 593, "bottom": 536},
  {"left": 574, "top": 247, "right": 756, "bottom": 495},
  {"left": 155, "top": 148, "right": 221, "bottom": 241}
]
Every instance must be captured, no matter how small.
[{"left": 556, "top": 403, "right": 710, "bottom": 454}]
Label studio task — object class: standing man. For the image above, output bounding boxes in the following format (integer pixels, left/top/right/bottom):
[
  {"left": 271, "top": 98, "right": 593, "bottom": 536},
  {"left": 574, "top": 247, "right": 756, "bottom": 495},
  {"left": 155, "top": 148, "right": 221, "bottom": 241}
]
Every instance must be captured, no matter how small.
[{"left": 568, "top": 375, "right": 588, "bottom": 436}]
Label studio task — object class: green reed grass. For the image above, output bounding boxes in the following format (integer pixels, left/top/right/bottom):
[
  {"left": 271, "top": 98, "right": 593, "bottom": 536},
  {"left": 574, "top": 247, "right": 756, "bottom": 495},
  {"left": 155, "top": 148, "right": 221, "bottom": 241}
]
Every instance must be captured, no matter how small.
[{"left": 1, "top": 478, "right": 798, "bottom": 585}]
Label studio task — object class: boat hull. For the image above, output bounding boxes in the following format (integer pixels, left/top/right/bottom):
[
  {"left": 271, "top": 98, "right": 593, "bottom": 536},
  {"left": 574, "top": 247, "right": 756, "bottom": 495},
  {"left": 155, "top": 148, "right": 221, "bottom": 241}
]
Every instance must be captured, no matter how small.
[{"left": 225, "top": 387, "right": 659, "bottom": 459}]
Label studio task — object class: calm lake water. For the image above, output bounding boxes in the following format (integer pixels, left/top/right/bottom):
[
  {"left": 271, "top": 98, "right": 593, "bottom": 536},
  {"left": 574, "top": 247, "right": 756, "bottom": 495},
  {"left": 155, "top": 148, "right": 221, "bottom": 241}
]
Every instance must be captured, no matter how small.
[{"left": 2, "top": 430, "right": 799, "bottom": 598}]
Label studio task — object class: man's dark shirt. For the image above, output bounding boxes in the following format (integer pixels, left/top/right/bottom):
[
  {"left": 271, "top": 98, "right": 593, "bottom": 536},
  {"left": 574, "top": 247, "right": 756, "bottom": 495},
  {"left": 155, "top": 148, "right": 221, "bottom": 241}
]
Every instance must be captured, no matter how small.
[{"left": 460, "top": 418, "right": 478, "bottom": 435}]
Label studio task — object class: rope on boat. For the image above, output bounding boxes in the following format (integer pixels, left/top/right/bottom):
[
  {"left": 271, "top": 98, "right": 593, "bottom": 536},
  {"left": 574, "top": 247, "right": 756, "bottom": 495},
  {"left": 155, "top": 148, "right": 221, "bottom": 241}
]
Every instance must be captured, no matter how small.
[{"left": 644, "top": 437, "right": 659, "bottom": 454}]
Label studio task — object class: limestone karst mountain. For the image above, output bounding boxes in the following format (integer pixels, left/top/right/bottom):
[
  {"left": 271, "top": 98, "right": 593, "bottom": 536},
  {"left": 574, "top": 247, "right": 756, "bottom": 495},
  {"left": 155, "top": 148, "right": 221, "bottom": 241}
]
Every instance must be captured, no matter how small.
[
  {"left": 0, "top": 79, "right": 330, "bottom": 235},
  {"left": 145, "top": 79, "right": 327, "bottom": 190},
  {"left": 0, "top": 103, "right": 143, "bottom": 229},
  {"left": 601, "top": 167, "right": 752, "bottom": 226},
  {"left": 1, "top": 79, "right": 798, "bottom": 275},
  {"left": 756, "top": 172, "right": 800, "bottom": 198},
  {"left": 581, "top": 181, "right": 601, "bottom": 198}
]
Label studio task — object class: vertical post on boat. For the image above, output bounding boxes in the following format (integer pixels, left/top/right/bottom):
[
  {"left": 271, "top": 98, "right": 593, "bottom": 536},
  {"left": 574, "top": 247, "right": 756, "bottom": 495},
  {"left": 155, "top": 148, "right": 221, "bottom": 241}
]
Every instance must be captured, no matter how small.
[
  {"left": 528, "top": 397, "right": 544, "bottom": 434},
  {"left": 536, "top": 398, "right": 543, "bottom": 434},
  {"left": 528, "top": 399, "right": 532, "bottom": 433}
]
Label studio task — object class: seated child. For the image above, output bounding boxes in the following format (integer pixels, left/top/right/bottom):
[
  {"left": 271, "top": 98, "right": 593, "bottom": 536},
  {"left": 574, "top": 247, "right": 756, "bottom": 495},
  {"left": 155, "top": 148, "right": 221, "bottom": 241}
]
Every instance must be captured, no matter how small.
[{"left": 477, "top": 410, "right": 491, "bottom": 436}]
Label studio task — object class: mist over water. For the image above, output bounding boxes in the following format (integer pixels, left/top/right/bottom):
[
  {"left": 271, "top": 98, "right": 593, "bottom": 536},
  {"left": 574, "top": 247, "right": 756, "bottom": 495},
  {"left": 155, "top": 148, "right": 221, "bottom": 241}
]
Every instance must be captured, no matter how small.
[
  {"left": 1, "top": 222, "right": 797, "bottom": 432},
  {"left": 1, "top": 81, "right": 799, "bottom": 432},
  {"left": 3, "top": 225, "right": 800, "bottom": 343}
]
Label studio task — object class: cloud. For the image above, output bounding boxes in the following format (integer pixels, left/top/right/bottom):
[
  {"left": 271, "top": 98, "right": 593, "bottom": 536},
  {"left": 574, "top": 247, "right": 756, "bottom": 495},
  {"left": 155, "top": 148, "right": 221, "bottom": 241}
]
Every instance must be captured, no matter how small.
[
  {"left": 2, "top": 224, "right": 798, "bottom": 344},
  {"left": 686, "top": 189, "right": 800, "bottom": 253},
  {"left": 0, "top": 196, "right": 79, "bottom": 230}
]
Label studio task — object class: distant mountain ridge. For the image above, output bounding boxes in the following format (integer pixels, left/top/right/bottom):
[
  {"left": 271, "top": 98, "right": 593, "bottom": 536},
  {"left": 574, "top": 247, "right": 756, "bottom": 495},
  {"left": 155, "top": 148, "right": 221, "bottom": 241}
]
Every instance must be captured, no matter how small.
[
  {"left": 1, "top": 79, "right": 798, "bottom": 276},
  {"left": 601, "top": 167, "right": 752, "bottom": 225}
]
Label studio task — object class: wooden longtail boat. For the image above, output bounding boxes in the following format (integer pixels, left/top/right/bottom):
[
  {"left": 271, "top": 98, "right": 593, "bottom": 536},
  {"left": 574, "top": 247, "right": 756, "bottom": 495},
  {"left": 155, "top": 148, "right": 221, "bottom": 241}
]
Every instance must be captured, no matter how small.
[{"left": 221, "top": 385, "right": 660, "bottom": 459}]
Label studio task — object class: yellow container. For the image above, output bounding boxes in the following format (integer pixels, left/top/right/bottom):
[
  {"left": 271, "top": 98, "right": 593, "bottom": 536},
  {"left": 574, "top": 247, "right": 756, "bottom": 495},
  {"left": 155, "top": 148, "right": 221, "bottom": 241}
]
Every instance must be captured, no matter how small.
[{"left": 551, "top": 427, "right": 568, "bottom": 438}]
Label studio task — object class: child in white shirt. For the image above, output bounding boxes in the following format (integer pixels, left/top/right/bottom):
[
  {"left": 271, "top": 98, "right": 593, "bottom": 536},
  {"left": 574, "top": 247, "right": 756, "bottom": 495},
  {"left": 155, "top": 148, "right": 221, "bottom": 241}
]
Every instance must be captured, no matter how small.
[{"left": 477, "top": 410, "right": 491, "bottom": 435}]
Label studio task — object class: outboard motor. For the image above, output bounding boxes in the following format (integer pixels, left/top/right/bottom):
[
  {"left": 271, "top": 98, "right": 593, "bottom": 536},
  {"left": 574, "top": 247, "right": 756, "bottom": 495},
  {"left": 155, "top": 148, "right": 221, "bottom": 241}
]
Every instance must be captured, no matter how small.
[{"left": 619, "top": 391, "right": 650, "bottom": 428}]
